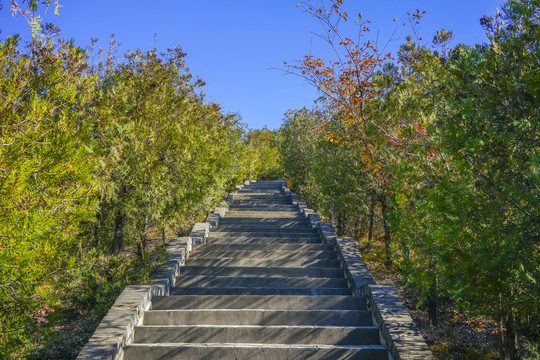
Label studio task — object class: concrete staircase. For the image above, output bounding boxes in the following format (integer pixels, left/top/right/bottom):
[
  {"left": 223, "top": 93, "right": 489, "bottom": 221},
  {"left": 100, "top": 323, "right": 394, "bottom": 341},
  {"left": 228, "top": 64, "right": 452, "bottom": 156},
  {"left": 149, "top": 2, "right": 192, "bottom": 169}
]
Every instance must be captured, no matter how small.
[{"left": 123, "top": 181, "right": 388, "bottom": 359}]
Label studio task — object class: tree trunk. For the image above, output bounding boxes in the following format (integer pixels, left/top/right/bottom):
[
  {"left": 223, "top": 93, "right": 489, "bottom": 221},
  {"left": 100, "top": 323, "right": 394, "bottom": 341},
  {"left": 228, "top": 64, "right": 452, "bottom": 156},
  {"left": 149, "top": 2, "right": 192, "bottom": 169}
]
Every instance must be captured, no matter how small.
[
  {"left": 162, "top": 227, "right": 167, "bottom": 245},
  {"left": 497, "top": 295, "right": 506, "bottom": 360},
  {"left": 505, "top": 307, "right": 519, "bottom": 360},
  {"left": 367, "top": 196, "right": 375, "bottom": 250},
  {"left": 381, "top": 195, "right": 392, "bottom": 268},
  {"left": 112, "top": 209, "right": 125, "bottom": 256},
  {"left": 330, "top": 201, "right": 335, "bottom": 225},
  {"left": 94, "top": 200, "right": 107, "bottom": 246},
  {"left": 137, "top": 214, "right": 149, "bottom": 257},
  {"left": 337, "top": 214, "right": 345, "bottom": 235},
  {"left": 428, "top": 261, "right": 438, "bottom": 325}
]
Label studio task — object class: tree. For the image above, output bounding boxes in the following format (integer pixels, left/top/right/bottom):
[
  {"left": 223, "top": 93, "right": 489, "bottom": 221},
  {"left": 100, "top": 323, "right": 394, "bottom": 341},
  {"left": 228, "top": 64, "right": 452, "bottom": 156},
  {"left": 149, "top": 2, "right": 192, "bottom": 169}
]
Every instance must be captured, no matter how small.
[
  {"left": 431, "top": 2, "right": 539, "bottom": 356},
  {"left": 244, "top": 127, "right": 283, "bottom": 180},
  {"left": 0, "top": 36, "right": 97, "bottom": 356}
]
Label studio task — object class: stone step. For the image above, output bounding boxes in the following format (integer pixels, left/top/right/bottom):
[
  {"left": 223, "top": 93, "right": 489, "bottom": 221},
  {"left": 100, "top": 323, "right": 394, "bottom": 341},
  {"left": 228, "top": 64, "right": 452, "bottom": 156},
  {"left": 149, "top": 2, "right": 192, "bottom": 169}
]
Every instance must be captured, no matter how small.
[
  {"left": 218, "top": 218, "right": 310, "bottom": 226},
  {"left": 151, "top": 295, "right": 368, "bottom": 310},
  {"left": 208, "top": 231, "right": 317, "bottom": 238},
  {"left": 231, "top": 198, "right": 293, "bottom": 207},
  {"left": 174, "top": 276, "right": 348, "bottom": 289},
  {"left": 170, "top": 287, "right": 351, "bottom": 296},
  {"left": 179, "top": 266, "right": 344, "bottom": 278},
  {"left": 217, "top": 222, "right": 311, "bottom": 229},
  {"left": 192, "top": 243, "right": 334, "bottom": 252},
  {"left": 206, "top": 235, "right": 321, "bottom": 244},
  {"left": 132, "top": 325, "right": 380, "bottom": 345},
  {"left": 189, "top": 250, "right": 336, "bottom": 260},
  {"left": 229, "top": 206, "right": 298, "bottom": 212},
  {"left": 235, "top": 192, "right": 285, "bottom": 196},
  {"left": 143, "top": 309, "right": 372, "bottom": 326},
  {"left": 121, "top": 181, "right": 390, "bottom": 360},
  {"left": 232, "top": 202, "right": 293, "bottom": 207},
  {"left": 224, "top": 211, "right": 300, "bottom": 217},
  {"left": 123, "top": 343, "right": 388, "bottom": 360},
  {"left": 185, "top": 258, "right": 340, "bottom": 268},
  {"left": 234, "top": 193, "right": 289, "bottom": 197},
  {"left": 233, "top": 198, "right": 292, "bottom": 203},
  {"left": 214, "top": 226, "right": 315, "bottom": 233}
]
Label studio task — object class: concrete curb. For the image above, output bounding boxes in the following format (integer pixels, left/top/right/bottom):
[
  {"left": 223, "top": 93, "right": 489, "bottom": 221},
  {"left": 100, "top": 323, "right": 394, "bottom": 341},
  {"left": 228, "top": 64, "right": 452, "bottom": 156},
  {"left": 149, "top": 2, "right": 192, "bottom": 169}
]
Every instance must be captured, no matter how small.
[
  {"left": 367, "top": 285, "right": 434, "bottom": 360},
  {"left": 282, "top": 184, "right": 434, "bottom": 360},
  {"left": 77, "top": 181, "right": 247, "bottom": 360}
]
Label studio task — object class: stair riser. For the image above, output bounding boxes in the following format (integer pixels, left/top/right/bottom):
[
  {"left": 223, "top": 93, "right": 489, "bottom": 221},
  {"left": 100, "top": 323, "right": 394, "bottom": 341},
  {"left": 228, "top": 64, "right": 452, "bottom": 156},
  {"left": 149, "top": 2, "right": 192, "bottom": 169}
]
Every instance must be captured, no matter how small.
[
  {"left": 217, "top": 221, "right": 311, "bottom": 227},
  {"left": 123, "top": 345, "right": 388, "bottom": 360},
  {"left": 233, "top": 194, "right": 290, "bottom": 198},
  {"left": 206, "top": 238, "right": 322, "bottom": 245},
  {"left": 133, "top": 326, "right": 380, "bottom": 345},
  {"left": 185, "top": 258, "right": 340, "bottom": 268},
  {"left": 189, "top": 250, "right": 336, "bottom": 260},
  {"left": 224, "top": 212, "right": 301, "bottom": 218},
  {"left": 170, "top": 287, "right": 351, "bottom": 296},
  {"left": 213, "top": 228, "right": 315, "bottom": 234},
  {"left": 232, "top": 200, "right": 292, "bottom": 204},
  {"left": 229, "top": 207, "right": 298, "bottom": 212},
  {"left": 143, "top": 310, "right": 372, "bottom": 326},
  {"left": 174, "top": 276, "right": 348, "bottom": 289},
  {"left": 180, "top": 266, "right": 343, "bottom": 278},
  {"left": 192, "top": 243, "right": 334, "bottom": 251},
  {"left": 209, "top": 232, "right": 317, "bottom": 237},
  {"left": 151, "top": 295, "right": 368, "bottom": 310},
  {"left": 216, "top": 225, "right": 312, "bottom": 231}
]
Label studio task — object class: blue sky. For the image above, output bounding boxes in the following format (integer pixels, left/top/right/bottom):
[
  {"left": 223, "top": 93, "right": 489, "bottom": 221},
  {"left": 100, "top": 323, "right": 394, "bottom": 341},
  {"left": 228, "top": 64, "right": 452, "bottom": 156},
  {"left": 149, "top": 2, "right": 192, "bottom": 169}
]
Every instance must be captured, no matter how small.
[{"left": 1, "top": 0, "right": 502, "bottom": 130}]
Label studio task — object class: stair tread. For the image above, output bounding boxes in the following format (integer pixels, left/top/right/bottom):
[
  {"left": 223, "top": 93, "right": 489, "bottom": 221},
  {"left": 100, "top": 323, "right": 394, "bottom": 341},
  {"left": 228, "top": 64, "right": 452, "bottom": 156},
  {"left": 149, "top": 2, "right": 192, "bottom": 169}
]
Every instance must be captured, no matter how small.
[
  {"left": 151, "top": 295, "right": 367, "bottom": 310},
  {"left": 126, "top": 343, "right": 386, "bottom": 349}
]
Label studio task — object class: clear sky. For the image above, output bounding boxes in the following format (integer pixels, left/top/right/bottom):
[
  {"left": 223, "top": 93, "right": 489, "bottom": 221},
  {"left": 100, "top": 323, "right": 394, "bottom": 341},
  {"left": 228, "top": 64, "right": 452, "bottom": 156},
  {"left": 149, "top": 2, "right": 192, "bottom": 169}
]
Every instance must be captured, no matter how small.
[{"left": 1, "top": 0, "right": 502, "bottom": 130}]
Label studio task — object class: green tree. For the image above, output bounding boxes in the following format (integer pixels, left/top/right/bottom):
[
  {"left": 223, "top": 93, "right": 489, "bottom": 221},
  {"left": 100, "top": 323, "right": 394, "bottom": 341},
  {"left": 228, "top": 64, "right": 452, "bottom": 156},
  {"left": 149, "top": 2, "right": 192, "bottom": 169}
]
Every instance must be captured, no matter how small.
[
  {"left": 0, "top": 37, "right": 97, "bottom": 356},
  {"left": 245, "top": 127, "right": 283, "bottom": 180},
  {"left": 433, "top": 2, "right": 539, "bottom": 356}
]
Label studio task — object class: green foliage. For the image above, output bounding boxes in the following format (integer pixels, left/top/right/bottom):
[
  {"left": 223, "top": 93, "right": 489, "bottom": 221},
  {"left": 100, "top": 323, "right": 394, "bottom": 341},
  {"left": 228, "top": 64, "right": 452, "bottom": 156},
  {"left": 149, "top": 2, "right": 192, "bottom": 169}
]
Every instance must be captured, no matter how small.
[
  {"left": 279, "top": 107, "right": 373, "bottom": 238},
  {"left": 89, "top": 44, "right": 247, "bottom": 252},
  {"left": 279, "top": 108, "right": 323, "bottom": 205},
  {"left": 431, "top": 2, "right": 539, "bottom": 352},
  {"left": 280, "top": 0, "right": 539, "bottom": 357},
  {"left": 0, "top": 35, "right": 253, "bottom": 357},
  {"left": 244, "top": 127, "right": 284, "bottom": 180},
  {"left": 0, "top": 37, "right": 98, "bottom": 357}
]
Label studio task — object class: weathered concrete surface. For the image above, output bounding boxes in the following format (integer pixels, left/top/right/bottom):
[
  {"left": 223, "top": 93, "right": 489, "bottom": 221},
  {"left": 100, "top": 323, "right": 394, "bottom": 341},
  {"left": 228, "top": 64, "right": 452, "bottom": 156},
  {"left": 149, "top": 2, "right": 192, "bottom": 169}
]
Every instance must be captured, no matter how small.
[
  {"left": 189, "top": 222, "right": 210, "bottom": 244},
  {"left": 142, "top": 309, "right": 373, "bottom": 326},
  {"left": 123, "top": 343, "right": 388, "bottom": 360},
  {"left": 151, "top": 294, "right": 367, "bottom": 310},
  {"left": 133, "top": 324, "right": 381, "bottom": 345},
  {"left": 368, "top": 285, "right": 434, "bottom": 360}
]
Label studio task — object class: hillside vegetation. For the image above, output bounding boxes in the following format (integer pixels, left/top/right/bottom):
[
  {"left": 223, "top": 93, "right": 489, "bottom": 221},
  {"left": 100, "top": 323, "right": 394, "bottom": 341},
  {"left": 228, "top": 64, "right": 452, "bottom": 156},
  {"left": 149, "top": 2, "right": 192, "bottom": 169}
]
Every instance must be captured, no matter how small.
[{"left": 277, "top": 0, "right": 539, "bottom": 359}]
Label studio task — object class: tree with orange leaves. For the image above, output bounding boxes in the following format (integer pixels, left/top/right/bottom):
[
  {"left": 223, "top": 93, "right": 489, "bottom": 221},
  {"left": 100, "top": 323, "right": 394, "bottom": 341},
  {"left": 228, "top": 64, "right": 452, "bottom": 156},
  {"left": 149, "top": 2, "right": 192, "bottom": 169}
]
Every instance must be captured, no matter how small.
[{"left": 284, "top": 0, "right": 428, "bottom": 265}]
